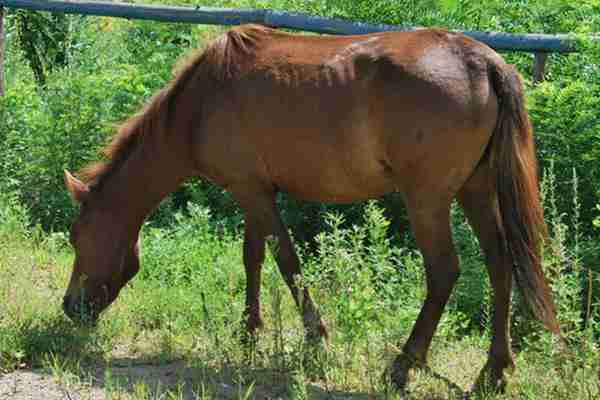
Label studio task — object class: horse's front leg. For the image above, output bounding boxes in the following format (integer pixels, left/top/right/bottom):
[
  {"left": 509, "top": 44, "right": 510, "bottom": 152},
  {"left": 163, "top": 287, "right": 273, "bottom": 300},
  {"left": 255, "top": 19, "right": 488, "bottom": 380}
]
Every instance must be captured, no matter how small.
[
  {"left": 237, "top": 188, "right": 328, "bottom": 346},
  {"left": 240, "top": 215, "right": 266, "bottom": 347}
]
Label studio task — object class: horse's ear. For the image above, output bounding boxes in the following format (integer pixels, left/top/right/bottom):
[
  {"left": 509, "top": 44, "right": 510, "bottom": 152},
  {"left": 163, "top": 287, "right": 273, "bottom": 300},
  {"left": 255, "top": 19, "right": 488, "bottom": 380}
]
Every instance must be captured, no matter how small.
[{"left": 64, "top": 170, "right": 89, "bottom": 204}]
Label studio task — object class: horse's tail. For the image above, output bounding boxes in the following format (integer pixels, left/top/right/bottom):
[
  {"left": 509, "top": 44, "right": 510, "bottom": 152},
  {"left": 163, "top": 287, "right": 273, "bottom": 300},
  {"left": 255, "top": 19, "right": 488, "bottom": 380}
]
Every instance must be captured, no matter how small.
[{"left": 488, "top": 61, "right": 561, "bottom": 335}]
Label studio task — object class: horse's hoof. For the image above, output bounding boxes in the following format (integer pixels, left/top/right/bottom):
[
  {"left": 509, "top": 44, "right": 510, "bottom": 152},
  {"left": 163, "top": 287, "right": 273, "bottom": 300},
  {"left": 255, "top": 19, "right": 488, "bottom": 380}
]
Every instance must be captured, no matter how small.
[
  {"left": 305, "top": 323, "right": 329, "bottom": 349},
  {"left": 470, "top": 359, "right": 514, "bottom": 395},
  {"left": 302, "top": 346, "right": 326, "bottom": 379},
  {"left": 303, "top": 310, "right": 329, "bottom": 345},
  {"left": 239, "top": 314, "right": 264, "bottom": 345},
  {"left": 238, "top": 326, "right": 263, "bottom": 365},
  {"left": 303, "top": 321, "right": 330, "bottom": 375},
  {"left": 384, "top": 352, "right": 425, "bottom": 391},
  {"left": 239, "top": 328, "right": 259, "bottom": 348}
]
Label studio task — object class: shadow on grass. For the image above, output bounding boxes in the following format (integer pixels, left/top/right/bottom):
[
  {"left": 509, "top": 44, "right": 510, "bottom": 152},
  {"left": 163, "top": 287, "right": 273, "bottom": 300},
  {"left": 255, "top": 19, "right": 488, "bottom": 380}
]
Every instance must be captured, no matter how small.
[
  {"left": 2, "top": 317, "right": 469, "bottom": 399},
  {"left": 0, "top": 313, "right": 105, "bottom": 370},
  {"left": 81, "top": 356, "right": 374, "bottom": 399},
  {"left": 80, "top": 357, "right": 469, "bottom": 399},
  {"left": 422, "top": 365, "right": 468, "bottom": 396}
]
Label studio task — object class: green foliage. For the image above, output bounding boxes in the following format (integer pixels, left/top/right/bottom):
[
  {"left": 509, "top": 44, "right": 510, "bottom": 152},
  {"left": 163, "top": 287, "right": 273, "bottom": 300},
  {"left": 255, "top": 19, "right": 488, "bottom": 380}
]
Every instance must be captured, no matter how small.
[
  {"left": 1, "top": 192, "right": 599, "bottom": 398},
  {"left": 1, "top": 0, "right": 599, "bottom": 242},
  {"left": 529, "top": 80, "right": 600, "bottom": 229},
  {"left": 0, "top": 192, "right": 30, "bottom": 241},
  {"left": 12, "top": 10, "right": 71, "bottom": 86},
  {"left": 446, "top": 203, "right": 490, "bottom": 334},
  {"left": 0, "top": 14, "right": 216, "bottom": 229},
  {"left": 0, "top": 64, "right": 158, "bottom": 229},
  {"left": 301, "top": 202, "right": 473, "bottom": 342}
]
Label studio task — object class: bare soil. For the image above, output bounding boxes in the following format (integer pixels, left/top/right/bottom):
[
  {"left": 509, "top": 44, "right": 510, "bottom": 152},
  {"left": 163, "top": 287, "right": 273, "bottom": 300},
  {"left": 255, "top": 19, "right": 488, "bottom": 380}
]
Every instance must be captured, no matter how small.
[
  {"left": 0, "top": 359, "right": 373, "bottom": 399},
  {"left": 0, "top": 369, "right": 103, "bottom": 400}
]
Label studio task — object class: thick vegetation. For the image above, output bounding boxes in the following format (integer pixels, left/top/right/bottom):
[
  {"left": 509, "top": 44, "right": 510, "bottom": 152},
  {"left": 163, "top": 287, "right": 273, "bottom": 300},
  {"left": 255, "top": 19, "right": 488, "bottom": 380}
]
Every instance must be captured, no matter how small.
[{"left": 0, "top": 1, "right": 599, "bottom": 398}]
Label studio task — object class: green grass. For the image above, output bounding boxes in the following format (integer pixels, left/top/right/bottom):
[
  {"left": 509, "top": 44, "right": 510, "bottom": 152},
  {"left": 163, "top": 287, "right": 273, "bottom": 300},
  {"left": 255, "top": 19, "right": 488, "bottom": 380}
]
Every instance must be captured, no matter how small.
[{"left": 1, "top": 198, "right": 598, "bottom": 399}]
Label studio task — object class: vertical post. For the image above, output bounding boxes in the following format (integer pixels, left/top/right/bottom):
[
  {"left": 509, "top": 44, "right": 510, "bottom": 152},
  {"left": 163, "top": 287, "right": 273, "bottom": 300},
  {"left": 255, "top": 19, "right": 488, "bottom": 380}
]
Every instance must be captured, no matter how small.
[
  {"left": 0, "top": 6, "right": 5, "bottom": 96},
  {"left": 533, "top": 52, "right": 548, "bottom": 84}
]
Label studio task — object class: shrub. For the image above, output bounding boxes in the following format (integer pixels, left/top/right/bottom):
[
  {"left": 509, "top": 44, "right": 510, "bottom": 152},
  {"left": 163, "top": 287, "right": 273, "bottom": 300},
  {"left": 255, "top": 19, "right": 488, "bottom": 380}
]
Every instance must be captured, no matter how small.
[
  {"left": 529, "top": 81, "right": 600, "bottom": 233},
  {"left": 0, "top": 64, "right": 158, "bottom": 229}
]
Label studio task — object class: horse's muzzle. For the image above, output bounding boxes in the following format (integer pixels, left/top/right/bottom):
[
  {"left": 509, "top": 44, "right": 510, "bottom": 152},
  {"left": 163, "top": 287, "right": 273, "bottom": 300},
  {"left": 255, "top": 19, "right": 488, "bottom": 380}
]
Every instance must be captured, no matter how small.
[{"left": 63, "top": 295, "right": 97, "bottom": 325}]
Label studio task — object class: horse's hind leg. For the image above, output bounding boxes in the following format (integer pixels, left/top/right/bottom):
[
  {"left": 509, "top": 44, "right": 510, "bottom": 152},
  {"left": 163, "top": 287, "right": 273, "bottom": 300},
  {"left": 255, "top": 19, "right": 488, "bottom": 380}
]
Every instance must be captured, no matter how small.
[
  {"left": 391, "top": 199, "right": 459, "bottom": 389},
  {"left": 237, "top": 189, "right": 328, "bottom": 344},
  {"left": 457, "top": 164, "right": 515, "bottom": 391}
]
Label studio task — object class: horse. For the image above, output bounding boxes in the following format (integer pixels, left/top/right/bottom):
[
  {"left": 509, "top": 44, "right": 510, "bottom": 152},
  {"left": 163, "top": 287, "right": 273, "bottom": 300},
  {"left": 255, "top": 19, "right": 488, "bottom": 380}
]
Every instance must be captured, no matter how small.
[{"left": 62, "top": 24, "right": 560, "bottom": 391}]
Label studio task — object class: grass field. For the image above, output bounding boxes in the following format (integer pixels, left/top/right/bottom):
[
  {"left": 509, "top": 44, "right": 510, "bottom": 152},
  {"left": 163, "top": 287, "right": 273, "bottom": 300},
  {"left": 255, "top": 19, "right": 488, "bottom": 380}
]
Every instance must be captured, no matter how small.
[{"left": 1, "top": 199, "right": 598, "bottom": 400}]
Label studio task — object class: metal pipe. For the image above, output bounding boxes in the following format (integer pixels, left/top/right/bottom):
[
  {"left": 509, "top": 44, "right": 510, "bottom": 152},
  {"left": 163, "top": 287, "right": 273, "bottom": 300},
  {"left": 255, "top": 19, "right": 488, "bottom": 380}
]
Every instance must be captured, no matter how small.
[{"left": 0, "top": 0, "right": 589, "bottom": 53}]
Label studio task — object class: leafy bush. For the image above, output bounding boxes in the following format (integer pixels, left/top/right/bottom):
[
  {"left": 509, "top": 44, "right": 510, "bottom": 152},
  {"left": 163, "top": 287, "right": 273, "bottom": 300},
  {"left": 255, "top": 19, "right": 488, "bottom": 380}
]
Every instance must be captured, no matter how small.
[
  {"left": 12, "top": 10, "right": 71, "bottom": 86},
  {"left": 529, "top": 81, "right": 600, "bottom": 231},
  {"left": 1, "top": 1, "right": 598, "bottom": 242},
  {"left": 0, "top": 193, "right": 30, "bottom": 241},
  {"left": 0, "top": 64, "right": 159, "bottom": 229}
]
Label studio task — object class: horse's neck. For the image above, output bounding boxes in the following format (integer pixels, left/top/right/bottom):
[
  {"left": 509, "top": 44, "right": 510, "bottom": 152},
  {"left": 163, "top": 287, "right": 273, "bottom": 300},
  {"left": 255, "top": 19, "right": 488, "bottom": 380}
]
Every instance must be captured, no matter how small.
[{"left": 101, "top": 134, "right": 195, "bottom": 233}]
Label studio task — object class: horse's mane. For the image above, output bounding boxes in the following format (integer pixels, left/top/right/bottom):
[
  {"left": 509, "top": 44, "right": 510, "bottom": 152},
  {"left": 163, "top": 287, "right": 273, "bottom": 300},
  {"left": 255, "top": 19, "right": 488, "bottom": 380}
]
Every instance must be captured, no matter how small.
[{"left": 77, "top": 24, "right": 272, "bottom": 192}]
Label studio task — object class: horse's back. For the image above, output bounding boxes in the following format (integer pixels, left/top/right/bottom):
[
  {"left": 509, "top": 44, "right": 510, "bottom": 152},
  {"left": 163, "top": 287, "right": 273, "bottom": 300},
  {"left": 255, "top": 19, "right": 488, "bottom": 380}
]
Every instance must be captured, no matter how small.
[{"left": 196, "top": 26, "right": 501, "bottom": 204}]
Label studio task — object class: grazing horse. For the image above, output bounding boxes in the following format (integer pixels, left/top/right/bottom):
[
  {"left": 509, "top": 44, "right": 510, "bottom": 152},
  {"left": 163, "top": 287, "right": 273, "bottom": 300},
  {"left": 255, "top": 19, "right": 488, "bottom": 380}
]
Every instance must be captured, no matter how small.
[{"left": 62, "top": 24, "right": 560, "bottom": 391}]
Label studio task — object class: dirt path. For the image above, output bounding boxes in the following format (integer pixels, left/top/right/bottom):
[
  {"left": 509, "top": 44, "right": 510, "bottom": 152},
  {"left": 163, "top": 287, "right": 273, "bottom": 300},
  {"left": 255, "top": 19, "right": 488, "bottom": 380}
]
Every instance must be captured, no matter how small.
[
  {"left": 0, "top": 361, "right": 218, "bottom": 400},
  {"left": 0, "top": 360, "right": 373, "bottom": 400},
  {"left": 0, "top": 370, "right": 103, "bottom": 400}
]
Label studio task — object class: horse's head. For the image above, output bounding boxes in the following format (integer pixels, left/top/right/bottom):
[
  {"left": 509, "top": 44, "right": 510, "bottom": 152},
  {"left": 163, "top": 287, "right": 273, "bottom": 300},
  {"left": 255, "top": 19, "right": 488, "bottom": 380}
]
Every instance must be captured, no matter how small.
[{"left": 62, "top": 171, "right": 141, "bottom": 324}]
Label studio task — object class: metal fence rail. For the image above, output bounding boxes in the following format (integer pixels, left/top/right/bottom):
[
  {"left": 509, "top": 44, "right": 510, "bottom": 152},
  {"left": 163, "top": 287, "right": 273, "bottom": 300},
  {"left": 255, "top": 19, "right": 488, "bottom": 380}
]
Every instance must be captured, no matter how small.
[
  {"left": 1, "top": 0, "right": 598, "bottom": 92},
  {"left": 0, "top": 0, "right": 588, "bottom": 53}
]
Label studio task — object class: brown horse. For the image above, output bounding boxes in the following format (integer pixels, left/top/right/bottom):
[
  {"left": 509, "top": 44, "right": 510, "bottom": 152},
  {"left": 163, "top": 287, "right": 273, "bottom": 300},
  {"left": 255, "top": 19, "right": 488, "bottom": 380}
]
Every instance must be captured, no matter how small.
[{"left": 62, "top": 24, "right": 560, "bottom": 390}]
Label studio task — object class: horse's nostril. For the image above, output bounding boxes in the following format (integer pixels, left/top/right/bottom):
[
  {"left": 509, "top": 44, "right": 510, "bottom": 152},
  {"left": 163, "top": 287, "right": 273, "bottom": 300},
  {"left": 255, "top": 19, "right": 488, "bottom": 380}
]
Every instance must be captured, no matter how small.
[{"left": 62, "top": 295, "right": 84, "bottom": 320}]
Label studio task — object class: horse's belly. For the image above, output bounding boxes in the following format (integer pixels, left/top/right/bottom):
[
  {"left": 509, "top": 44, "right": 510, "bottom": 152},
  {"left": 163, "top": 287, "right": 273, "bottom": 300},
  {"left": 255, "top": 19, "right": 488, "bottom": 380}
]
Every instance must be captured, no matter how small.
[
  {"left": 281, "top": 178, "right": 392, "bottom": 204},
  {"left": 263, "top": 118, "right": 396, "bottom": 203},
  {"left": 270, "top": 154, "right": 395, "bottom": 203}
]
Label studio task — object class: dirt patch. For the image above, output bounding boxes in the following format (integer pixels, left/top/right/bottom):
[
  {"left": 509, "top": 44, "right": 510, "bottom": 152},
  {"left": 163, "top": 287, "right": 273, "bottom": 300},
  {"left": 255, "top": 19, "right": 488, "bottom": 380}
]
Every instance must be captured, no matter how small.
[
  {"left": 0, "top": 360, "right": 287, "bottom": 400},
  {"left": 0, "top": 370, "right": 104, "bottom": 400},
  {"left": 0, "top": 361, "right": 219, "bottom": 400},
  {"left": 0, "top": 360, "right": 373, "bottom": 399}
]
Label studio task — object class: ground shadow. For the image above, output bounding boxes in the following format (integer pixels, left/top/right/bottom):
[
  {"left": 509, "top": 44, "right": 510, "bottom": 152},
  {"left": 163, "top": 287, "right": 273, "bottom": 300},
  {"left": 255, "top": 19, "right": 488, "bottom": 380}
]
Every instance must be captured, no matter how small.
[
  {"left": 422, "top": 365, "right": 468, "bottom": 396},
  {"left": 8, "top": 314, "right": 103, "bottom": 369},
  {"left": 81, "top": 356, "right": 470, "bottom": 399},
  {"left": 3, "top": 318, "right": 468, "bottom": 399},
  {"left": 85, "top": 356, "right": 374, "bottom": 399},
  {"left": 1, "top": 355, "right": 470, "bottom": 399}
]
